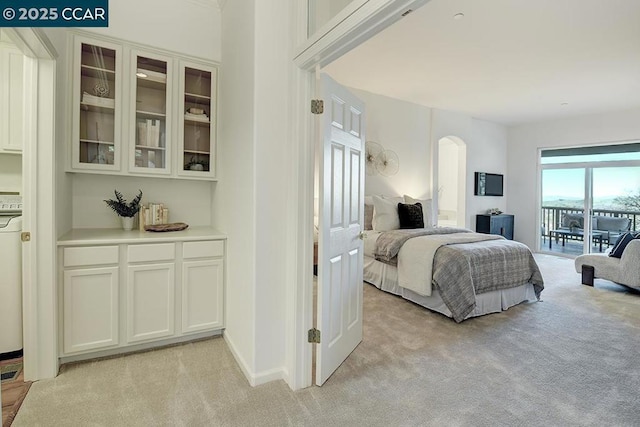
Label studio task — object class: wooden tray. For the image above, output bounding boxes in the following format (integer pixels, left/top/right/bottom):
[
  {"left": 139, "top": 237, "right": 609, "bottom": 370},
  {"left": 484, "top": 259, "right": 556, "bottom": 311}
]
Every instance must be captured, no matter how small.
[{"left": 144, "top": 223, "right": 189, "bottom": 232}]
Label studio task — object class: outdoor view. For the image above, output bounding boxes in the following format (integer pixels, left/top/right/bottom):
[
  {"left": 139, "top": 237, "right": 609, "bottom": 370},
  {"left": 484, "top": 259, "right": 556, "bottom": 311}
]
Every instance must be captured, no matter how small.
[
  {"left": 541, "top": 149, "right": 640, "bottom": 255},
  {"left": 543, "top": 167, "right": 640, "bottom": 211}
]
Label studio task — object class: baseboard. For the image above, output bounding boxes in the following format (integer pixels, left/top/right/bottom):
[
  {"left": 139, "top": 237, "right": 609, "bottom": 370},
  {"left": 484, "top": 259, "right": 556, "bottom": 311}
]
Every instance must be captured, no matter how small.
[
  {"left": 59, "top": 330, "right": 222, "bottom": 364},
  {"left": 223, "top": 332, "right": 286, "bottom": 387}
]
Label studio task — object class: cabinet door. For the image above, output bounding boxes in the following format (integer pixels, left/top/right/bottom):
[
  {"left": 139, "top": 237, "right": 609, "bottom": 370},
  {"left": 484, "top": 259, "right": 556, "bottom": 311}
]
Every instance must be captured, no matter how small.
[
  {"left": 127, "top": 263, "right": 175, "bottom": 342},
  {"left": 182, "top": 259, "right": 224, "bottom": 333},
  {"left": 0, "top": 46, "right": 24, "bottom": 153},
  {"left": 129, "top": 50, "right": 172, "bottom": 175},
  {"left": 71, "top": 37, "right": 122, "bottom": 170},
  {"left": 178, "top": 61, "right": 217, "bottom": 179},
  {"left": 63, "top": 267, "right": 119, "bottom": 354}
]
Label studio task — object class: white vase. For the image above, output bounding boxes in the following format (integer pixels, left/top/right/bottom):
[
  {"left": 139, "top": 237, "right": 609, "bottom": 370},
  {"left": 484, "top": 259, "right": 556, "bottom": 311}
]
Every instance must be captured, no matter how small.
[{"left": 121, "top": 216, "right": 134, "bottom": 231}]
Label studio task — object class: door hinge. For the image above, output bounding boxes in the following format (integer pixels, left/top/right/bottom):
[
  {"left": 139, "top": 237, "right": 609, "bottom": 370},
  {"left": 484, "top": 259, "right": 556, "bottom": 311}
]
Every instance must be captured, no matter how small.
[
  {"left": 311, "top": 99, "right": 324, "bottom": 115},
  {"left": 308, "top": 328, "right": 321, "bottom": 344},
  {"left": 21, "top": 232, "right": 31, "bottom": 242}
]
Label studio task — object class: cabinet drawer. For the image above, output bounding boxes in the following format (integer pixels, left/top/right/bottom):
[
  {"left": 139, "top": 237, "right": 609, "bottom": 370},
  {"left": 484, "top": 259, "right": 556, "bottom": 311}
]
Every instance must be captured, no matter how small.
[
  {"left": 128, "top": 243, "right": 175, "bottom": 263},
  {"left": 183, "top": 240, "right": 224, "bottom": 259},
  {"left": 64, "top": 246, "right": 119, "bottom": 267}
]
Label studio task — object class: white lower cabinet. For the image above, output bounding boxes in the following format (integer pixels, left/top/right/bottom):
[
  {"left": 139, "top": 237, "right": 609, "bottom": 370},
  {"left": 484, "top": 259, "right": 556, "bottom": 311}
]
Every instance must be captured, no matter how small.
[
  {"left": 60, "top": 236, "right": 225, "bottom": 358},
  {"left": 63, "top": 266, "right": 119, "bottom": 354},
  {"left": 127, "top": 263, "right": 175, "bottom": 343},
  {"left": 182, "top": 259, "right": 223, "bottom": 333}
]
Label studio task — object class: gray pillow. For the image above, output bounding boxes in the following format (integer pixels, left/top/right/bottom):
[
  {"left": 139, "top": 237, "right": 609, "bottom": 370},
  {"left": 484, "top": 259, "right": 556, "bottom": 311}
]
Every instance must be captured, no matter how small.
[
  {"left": 364, "top": 204, "right": 374, "bottom": 230},
  {"left": 596, "top": 216, "right": 631, "bottom": 232}
]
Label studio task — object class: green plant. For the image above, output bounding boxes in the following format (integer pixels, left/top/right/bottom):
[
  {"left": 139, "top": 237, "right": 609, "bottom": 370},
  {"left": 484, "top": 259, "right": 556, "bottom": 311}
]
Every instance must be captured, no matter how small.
[
  {"left": 104, "top": 189, "right": 143, "bottom": 218},
  {"left": 184, "top": 156, "right": 209, "bottom": 169}
]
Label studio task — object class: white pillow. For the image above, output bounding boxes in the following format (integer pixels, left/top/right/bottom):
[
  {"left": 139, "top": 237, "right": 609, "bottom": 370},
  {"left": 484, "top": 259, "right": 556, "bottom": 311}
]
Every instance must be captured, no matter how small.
[
  {"left": 404, "top": 195, "right": 434, "bottom": 228},
  {"left": 372, "top": 195, "right": 400, "bottom": 231}
]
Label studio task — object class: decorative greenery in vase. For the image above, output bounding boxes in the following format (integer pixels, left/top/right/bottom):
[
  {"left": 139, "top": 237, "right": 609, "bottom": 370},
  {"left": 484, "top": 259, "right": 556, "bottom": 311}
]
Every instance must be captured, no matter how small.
[
  {"left": 104, "top": 189, "right": 143, "bottom": 218},
  {"left": 185, "top": 156, "right": 209, "bottom": 171}
]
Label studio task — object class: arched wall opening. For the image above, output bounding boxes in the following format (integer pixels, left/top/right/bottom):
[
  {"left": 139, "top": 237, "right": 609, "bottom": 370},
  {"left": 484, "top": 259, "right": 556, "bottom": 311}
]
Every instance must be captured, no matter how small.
[{"left": 437, "top": 136, "right": 466, "bottom": 227}]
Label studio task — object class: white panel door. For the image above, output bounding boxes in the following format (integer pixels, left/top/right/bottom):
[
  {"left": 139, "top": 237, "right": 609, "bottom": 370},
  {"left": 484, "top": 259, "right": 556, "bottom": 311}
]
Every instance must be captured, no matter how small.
[
  {"left": 63, "top": 267, "right": 119, "bottom": 354},
  {"left": 316, "top": 73, "right": 365, "bottom": 385},
  {"left": 127, "top": 263, "right": 175, "bottom": 343},
  {"left": 182, "top": 259, "right": 224, "bottom": 333}
]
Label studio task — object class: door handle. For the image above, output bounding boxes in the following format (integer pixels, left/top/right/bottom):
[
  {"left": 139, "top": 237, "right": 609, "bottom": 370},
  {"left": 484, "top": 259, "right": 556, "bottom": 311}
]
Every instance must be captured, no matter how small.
[{"left": 358, "top": 231, "right": 366, "bottom": 240}]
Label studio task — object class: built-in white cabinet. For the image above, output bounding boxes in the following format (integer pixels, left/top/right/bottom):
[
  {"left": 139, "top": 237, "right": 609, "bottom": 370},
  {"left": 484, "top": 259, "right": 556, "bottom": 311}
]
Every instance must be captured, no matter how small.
[
  {"left": 0, "top": 43, "right": 24, "bottom": 154},
  {"left": 178, "top": 61, "right": 217, "bottom": 178},
  {"left": 62, "top": 246, "right": 119, "bottom": 354},
  {"left": 69, "top": 33, "right": 218, "bottom": 180},
  {"left": 129, "top": 50, "right": 172, "bottom": 175},
  {"left": 71, "top": 37, "right": 121, "bottom": 170},
  {"left": 58, "top": 231, "right": 226, "bottom": 359},
  {"left": 126, "top": 243, "right": 175, "bottom": 342},
  {"left": 182, "top": 241, "right": 224, "bottom": 333}
]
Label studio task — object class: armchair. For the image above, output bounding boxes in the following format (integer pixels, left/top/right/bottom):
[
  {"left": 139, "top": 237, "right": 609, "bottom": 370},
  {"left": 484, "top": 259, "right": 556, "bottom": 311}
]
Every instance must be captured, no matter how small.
[{"left": 575, "top": 239, "right": 640, "bottom": 290}]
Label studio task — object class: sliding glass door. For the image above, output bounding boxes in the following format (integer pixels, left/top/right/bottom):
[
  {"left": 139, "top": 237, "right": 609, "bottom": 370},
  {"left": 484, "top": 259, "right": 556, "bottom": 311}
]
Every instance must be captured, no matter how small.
[
  {"left": 540, "top": 143, "right": 640, "bottom": 256},
  {"left": 541, "top": 168, "right": 588, "bottom": 255}
]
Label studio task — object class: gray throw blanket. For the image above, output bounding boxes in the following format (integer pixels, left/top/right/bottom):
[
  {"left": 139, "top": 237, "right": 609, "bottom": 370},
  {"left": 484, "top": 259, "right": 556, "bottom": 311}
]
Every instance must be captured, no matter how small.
[
  {"left": 433, "top": 240, "right": 544, "bottom": 322},
  {"left": 374, "top": 227, "right": 473, "bottom": 264}
]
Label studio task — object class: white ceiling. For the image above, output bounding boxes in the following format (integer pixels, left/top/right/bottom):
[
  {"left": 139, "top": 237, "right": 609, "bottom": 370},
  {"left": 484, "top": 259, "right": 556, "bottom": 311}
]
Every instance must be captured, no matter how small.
[{"left": 323, "top": 0, "right": 640, "bottom": 126}]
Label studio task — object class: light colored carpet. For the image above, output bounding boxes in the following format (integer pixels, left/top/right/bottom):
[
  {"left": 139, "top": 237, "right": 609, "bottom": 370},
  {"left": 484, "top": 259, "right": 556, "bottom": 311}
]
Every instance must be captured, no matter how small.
[{"left": 13, "top": 254, "right": 640, "bottom": 426}]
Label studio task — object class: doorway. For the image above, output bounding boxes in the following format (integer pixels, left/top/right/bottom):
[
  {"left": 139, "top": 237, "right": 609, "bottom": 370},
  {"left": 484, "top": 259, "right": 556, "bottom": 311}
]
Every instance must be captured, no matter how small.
[
  {"left": 2, "top": 28, "right": 58, "bottom": 384},
  {"left": 437, "top": 136, "right": 466, "bottom": 227}
]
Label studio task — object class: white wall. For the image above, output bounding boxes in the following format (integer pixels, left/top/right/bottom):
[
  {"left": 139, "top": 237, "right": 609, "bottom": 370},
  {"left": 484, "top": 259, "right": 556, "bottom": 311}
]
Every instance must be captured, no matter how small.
[
  {"left": 85, "top": 0, "right": 221, "bottom": 62},
  {"left": 72, "top": 175, "right": 213, "bottom": 228},
  {"left": 216, "top": 0, "right": 258, "bottom": 383},
  {"left": 350, "top": 88, "right": 432, "bottom": 199},
  {"left": 253, "top": 1, "right": 289, "bottom": 377},
  {"left": 0, "top": 154, "right": 21, "bottom": 193},
  {"left": 507, "top": 107, "right": 640, "bottom": 249},
  {"left": 468, "top": 118, "right": 508, "bottom": 225}
]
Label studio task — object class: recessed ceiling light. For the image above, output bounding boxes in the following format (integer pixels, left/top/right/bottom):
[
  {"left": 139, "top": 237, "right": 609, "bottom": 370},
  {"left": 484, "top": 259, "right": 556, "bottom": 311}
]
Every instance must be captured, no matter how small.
[{"left": 453, "top": 13, "right": 465, "bottom": 20}]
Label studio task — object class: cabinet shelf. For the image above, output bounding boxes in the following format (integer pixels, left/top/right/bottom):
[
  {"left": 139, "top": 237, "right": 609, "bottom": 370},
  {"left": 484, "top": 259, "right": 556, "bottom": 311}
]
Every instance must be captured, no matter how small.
[
  {"left": 80, "top": 139, "right": 114, "bottom": 146},
  {"left": 81, "top": 64, "right": 116, "bottom": 79},
  {"left": 81, "top": 102, "right": 115, "bottom": 113},
  {"left": 137, "top": 76, "right": 166, "bottom": 91},
  {"left": 136, "top": 110, "right": 166, "bottom": 119},
  {"left": 184, "top": 92, "right": 211, "bottom": 102},
  {"left": 135, "top": 145, "right": 166, "bottom": 151},
  {"left": 184, "top": 117, "right": 210, "bottom": 125},
  {"left": 184, "top": 150, "right": 210, "bottom": 155}
]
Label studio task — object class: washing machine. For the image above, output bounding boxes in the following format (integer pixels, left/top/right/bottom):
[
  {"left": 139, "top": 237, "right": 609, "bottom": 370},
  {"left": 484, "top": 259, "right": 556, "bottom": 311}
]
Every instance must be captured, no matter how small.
[{"left": 0, "top": 194, "right": 23, "bottom": 357}]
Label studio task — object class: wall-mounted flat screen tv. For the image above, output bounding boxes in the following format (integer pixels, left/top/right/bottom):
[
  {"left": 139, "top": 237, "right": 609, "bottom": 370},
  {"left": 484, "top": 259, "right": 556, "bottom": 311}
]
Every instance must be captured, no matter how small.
[{"left": 474, "top": 172, "right": 504, "bottom": 196}]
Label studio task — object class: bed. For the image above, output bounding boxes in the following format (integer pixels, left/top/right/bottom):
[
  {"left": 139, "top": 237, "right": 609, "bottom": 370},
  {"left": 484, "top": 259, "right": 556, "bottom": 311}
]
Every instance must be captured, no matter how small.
[{"left": 363, "top": 227, "right": 544, "bottom": 322}]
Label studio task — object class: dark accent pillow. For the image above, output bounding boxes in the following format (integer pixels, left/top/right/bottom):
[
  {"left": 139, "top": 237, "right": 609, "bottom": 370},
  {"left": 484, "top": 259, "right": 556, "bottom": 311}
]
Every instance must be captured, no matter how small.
[
  {"left": 608, "top": 232, "right": 639, "bottom": 258},
  {"left": 397, "top": 202, "right": 424, "bottom": 229}
]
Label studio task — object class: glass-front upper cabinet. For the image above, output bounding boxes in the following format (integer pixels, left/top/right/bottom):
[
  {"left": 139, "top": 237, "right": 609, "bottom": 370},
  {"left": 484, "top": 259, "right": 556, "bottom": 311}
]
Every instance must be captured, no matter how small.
[
  {"left": 72, "top": 37, "right": 121, "bottom": 170},
  {"left": 129, "top": 50, "right": 172, "bottom": 174},
  {"left": 178, "top": 61, "right": 217, "bottom": 179}
]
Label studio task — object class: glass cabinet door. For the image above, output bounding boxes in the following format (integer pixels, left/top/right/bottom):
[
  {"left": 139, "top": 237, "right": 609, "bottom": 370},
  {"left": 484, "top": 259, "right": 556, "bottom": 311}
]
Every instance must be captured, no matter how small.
[
  {"left": 178, "top": 61, "right": 217, "bottom": 178},
  {"left": 72, "top": 38, "right": 121, "bottom": 169},
  {"left": 129, "top": 51, "right": 172, "bottom": 174}
]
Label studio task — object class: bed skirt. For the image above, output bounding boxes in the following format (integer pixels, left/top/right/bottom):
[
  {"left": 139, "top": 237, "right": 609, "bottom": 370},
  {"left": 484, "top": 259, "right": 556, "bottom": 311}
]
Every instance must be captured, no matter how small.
[{"left": 363, "top": 255, "right": 537, "bottom": 320}]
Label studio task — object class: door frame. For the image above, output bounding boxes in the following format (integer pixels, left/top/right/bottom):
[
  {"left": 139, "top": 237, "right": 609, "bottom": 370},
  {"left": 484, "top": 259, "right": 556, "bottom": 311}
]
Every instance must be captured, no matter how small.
[
  {"left": 287, "top": 0, "right": 428, "bottom": 390},
  {"left": 3, "top": 28, "right": 58, "bottom": 381}
]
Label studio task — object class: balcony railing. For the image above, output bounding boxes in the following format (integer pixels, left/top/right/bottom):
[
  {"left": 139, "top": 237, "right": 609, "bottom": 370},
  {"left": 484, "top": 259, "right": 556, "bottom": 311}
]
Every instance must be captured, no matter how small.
[{"left": 541, "top": 206, "right": 640, "bottom": 244}]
